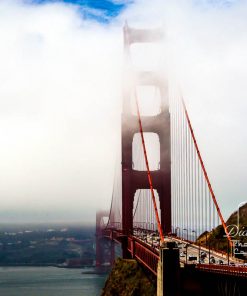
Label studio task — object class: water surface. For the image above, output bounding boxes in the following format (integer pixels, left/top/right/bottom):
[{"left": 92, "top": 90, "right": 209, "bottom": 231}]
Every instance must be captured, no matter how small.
[{"left": 0, "top": 266, "right": 107, "bottom": 296}]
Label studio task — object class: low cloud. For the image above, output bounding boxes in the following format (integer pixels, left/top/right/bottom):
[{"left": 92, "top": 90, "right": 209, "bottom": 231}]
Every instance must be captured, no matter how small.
[{"left": 0, "top": 0, "right": 246, "bottom": 222}]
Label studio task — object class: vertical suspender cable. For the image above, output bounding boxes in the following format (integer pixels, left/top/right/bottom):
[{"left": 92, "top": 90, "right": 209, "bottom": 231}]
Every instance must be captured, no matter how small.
[
  {"left": 175, "top": 93, "right": 179, "bottom": 230},
  {"left": 181, "top": 98, "right": 232, "bottom": 246},
  {"left": 185, "top": 112, "right": 189, "bottom": 234},
  {"left": 179, "top": 100, "right": 183, "bottom": 235},
  {"left": 188, "top": 123, "right": 192, "bottom": 236},
  {"left": 181, "top": 107, "right": 184, "bottom": 236},
  {"left": 135, "top": 95, "right": 164, "bottom": 242}
]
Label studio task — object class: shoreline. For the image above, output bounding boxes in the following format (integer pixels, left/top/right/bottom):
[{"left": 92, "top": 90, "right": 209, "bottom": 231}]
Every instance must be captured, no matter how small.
[{"left": 0, "top": 264, "right": 95, "bottom": 268}]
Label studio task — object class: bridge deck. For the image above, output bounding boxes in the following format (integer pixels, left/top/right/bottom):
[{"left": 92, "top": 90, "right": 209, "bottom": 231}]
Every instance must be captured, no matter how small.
[{"left": 102, "top": 228, "right": 247, "bottom": 278}]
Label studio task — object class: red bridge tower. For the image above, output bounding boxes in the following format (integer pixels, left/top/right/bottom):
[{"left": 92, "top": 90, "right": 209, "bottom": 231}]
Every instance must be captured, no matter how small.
[{"left": 121, "top": 24, "right": 171, "bottom": 253}]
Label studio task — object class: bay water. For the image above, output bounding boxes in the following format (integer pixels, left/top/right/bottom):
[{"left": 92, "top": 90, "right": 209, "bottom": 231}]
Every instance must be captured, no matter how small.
[{"left": 0, "top": 266, "right": 107, "bottom": 296}]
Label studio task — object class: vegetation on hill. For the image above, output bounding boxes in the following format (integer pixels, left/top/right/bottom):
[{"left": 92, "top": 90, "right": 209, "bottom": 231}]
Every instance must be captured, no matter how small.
[
  {"left": 197, "top": 203, "right": 247, "bottom": 258},
  {"left": 101, "top": 258, "right": 156, "bottom": 296}
]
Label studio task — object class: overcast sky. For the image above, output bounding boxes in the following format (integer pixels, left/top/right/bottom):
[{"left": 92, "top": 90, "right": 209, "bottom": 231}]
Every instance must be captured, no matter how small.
[{"left": 0, "top": 0, "right": 246, "bottom": 224}]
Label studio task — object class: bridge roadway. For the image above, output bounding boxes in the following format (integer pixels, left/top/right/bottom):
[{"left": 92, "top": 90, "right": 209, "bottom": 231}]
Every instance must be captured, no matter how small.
[
  {"left": 103, "top": 227, "right": 247, "bottom": 277},
  {"left": 132, "top": 228, "right": 243, "bottom": 265}
]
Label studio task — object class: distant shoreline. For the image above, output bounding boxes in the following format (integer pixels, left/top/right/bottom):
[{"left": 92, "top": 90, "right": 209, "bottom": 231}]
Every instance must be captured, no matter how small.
[{"left": 0, "top": 264, "right": 95, "bottom": 268}]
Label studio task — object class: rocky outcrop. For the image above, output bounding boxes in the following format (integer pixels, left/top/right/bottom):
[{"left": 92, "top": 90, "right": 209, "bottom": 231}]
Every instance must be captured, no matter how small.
[{"left": 101, "top": 258, "right": 156, "bottom": 296}]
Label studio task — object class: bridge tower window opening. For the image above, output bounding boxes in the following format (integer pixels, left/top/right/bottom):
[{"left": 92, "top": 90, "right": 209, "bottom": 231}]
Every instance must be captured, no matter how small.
[
  {"left": 129, "top": 42, "right": 163, "bottom": 72},
  {"left": 133, "top": 189, "right": 161, "bottom": 232},
  {"left": 130, "top": 85, "right": 162, "bottom": 116},
  {"left": 100, "top": 216, "right": 109, "bottom": 228},
  {"left": 132, "top": 132, "right": 160, "bottom": 171}
]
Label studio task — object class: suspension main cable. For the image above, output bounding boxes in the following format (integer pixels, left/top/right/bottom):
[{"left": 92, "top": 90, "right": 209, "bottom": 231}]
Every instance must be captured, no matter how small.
[
  {"left": 135, "top": 93, "right": 164, "bottom": 242},
  {"left": 181, "top": 97, "right": 232, "bottom": 247}
]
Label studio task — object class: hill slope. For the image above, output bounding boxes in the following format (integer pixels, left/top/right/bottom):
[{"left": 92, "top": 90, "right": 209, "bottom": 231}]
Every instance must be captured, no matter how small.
[
  {"left": 101, "top": 258, "right": 156, "bottom": 296},
  {"left": 198, "top": 202, "right": 247, "bottom": 257}
]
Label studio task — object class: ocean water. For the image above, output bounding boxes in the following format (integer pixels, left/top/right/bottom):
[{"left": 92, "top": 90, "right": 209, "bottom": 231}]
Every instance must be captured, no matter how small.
[{"left": 0, "top": 267, "right": 107, "bottom": 296}]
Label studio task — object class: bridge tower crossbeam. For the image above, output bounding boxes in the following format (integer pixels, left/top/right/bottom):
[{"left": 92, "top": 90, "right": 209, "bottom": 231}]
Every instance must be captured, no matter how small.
[{"left": 121, "top": 24, "right": 171, "bottom": 251}]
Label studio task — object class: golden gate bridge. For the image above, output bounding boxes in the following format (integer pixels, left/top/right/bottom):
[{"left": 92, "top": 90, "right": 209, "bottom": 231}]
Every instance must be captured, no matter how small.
[{"left": 96, "top": 23, "right": 247, "bottom": 295}]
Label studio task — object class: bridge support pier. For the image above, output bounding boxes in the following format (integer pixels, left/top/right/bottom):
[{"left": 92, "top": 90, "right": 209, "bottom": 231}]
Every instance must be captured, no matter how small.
[
  {"left": 157, "top": 241, "right": 180, "bottom": 296},
  {"left": 121, "top": 236, "right": 131, "bottom": 259}
]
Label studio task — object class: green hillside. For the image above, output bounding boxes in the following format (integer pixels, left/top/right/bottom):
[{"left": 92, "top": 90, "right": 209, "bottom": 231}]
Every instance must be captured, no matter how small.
[
  {"left": 101, "top": 258, "right": 156, "bottom": 296},
  {"left": 198, "top": 202, "right": 247, "bottom": 258}
]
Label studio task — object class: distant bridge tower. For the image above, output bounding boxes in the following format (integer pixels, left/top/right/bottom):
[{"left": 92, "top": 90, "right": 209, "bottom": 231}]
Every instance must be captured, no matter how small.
[
  {"left": 95, "top": 211, "right": 115, "bottom": 267},
  {"left": 121, "top": 23, "right": 171, "bottom": 253}
]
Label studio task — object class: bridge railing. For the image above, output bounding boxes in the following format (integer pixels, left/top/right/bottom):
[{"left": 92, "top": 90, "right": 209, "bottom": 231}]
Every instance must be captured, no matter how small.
[
  {"left": 197, "top": 264, "right": 247, "bottom": 277},
  {"left": 129, "top": 239, "right": 159, "bottom": 275}
]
